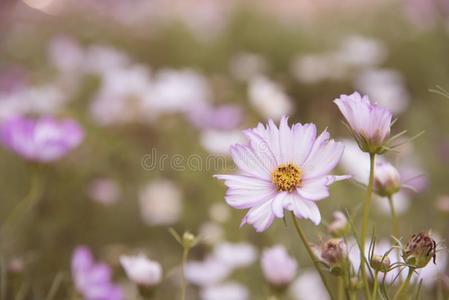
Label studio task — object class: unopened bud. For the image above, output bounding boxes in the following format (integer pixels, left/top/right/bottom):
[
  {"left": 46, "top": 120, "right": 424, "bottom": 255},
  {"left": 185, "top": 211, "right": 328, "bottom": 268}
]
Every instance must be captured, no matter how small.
[
  {"left": 317, "top": 239, "right": 347, "bottom": 276},
  {"left": 374, "top": 162, "right": 401, "bottom": 197},
  {"left": 403, "top": 231, "right": 436, "bottom": 269},
  {"left": 182, "top": 232, "right": 197, "bottom": 249},
  {"left": 328, "top": 212, "right": 349, "bottom": 237},
  {"left": 371, "top": 255, "right": 391, "bottom": 273}
]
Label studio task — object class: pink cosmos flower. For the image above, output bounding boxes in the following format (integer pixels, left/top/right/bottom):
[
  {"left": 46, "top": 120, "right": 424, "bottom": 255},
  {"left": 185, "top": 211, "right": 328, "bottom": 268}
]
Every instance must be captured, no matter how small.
[
  {"left": 0, "top": 116, "right": 84, "bottom": 162},
  {"left": 215, "top": 116, "right": 347, "bottom": 232},
  {"left": 334, "top": 92, "right": 392, "bottom": 154},
  {"left": 261, "top": 245, "right": 298, "bottom": 287},
  {"left": 72, "top": 246, "right": 123, "bottom": 300}
]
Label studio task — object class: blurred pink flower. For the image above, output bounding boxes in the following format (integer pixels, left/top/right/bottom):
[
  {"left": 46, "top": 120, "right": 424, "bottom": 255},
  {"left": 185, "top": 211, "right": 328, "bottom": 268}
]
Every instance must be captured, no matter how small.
[
  {"left": 139, "top": 179, "right": 182, "bottom": 226},
  {"left": 72, "top": 246, "right": 123, "bottom": 300},
  {"left": 290, "top": 270, "right": 329, "bottom": 300},
  {"left": 213, "top": 242, "right": 257, "bottom": 269},
  {"left": 186, "top": 103, "right": 243, "bottom": 131},
  {"left": 185, "top": 256, "right": 232, "bottom": 287},
  {"left": 215, "top": 116, "right": 348, "bottom": 232},
  {"left": 261, "top": 245, "right": 297, "bottom": 287},
  {"left": 200, "top": 282, "right": 249, "bottom": 300},
  {"left": 248, "top": 77, "right": 292, "bottom": 121},
  {"left": 120, "top": 254, "right": 162, "bottom": 287},
  {"left": 88, "top": 178, "right": 121, "bottom": 205},
  {"left": 0, "top": 116, "right": 84, "bottom": 162},
  {"left": 334, "top": 92, "right": 392, "bottom": 154}
]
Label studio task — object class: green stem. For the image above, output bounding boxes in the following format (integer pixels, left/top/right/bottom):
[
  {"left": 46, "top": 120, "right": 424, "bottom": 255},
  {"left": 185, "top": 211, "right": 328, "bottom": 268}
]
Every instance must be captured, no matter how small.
[
  {"left": 387, "top": 195, "right": 400, "bottom": 241},
  {"left": 2, "top": 173, "right": 44, "bottom": 236},
  {"left": 180, "top": 247, "right": 189, "bottom": 300},
  {"left": 290, "top": 212, "right": 335, "bottom": 300},
  {"left": 360, "top": 153, "right": 376, "bottom": 299},
  {"left": 371, "top": 271, "right": 379, "bottom": 299},
  {"left": 387, "top": 194, "right": 402, "bottom": 284},
  {"left": 337, "top": 277, "right": 344, "bottom": 300},
  {"left": 393, "top": 267, "right": 414, "bottom": 300}
]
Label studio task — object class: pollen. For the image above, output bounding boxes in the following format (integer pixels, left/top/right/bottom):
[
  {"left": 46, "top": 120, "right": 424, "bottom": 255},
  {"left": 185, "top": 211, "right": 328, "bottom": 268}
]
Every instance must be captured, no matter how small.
[{"left": 272, "top": 163, "right": 303, "bottom": 192}]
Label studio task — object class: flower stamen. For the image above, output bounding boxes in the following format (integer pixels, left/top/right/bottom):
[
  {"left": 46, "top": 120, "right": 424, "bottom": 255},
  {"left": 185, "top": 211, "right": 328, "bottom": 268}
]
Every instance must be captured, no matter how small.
[{"left": 272, "top": 163, "right": 303, "bottom": 192}]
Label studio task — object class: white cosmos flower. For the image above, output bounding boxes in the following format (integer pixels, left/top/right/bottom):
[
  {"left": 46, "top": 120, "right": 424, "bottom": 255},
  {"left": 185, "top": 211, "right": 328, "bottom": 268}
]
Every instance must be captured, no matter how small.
[
  {"left": 261, "top": 245, "right": 298, "bottom": 287},
  {"left": 120, "top": 254, "right": 162, "bottom": 287},
  {"left": 89, "top": 65, "right": 154, "bottom": 126},
  {"left": 185, "top": 256, "right": 232, "bottom": 287},
  {"left": 200, "top": 129, "right": 245, "bottom": 155},
  {"left": 139, "top": 179, "right": 182, "bottom": 226},
  {"left": 215, "top": 117, "right": 348, "bottom": 232},
  {"left": 213, "top": 242, "right": 257, "bottom": 269},
  {"left": 290, "top": 271, "right": 330, "bottom": 300},
  {"left": 201, "top": 282, "right": 249, "bottom": 300},
  {"left": 355, "top": 69, "right": 409, "bottom": 114},
  {"left": 150, "top": 69, "right": 211, "bottom": 114},
  {"left": 248, "top": 77, "right": 293, "bottom": 120}
]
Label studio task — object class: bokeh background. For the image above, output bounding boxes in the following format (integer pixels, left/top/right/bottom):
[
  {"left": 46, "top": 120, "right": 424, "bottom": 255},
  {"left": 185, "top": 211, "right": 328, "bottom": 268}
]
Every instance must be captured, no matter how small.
[{"left": 1, "top": 0, "right": 449, "bottom": 299}]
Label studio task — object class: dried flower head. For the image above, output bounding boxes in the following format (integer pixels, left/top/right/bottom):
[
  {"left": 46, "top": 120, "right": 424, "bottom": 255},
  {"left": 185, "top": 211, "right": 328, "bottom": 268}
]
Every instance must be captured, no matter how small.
[
  {"left": 370, "top": 255, "right": 391, "bottom": 273},
  {"left": 314, "top": 238, "right": 347, "bottom": 276},
  {"left": 403, "top": 231, "right": 437, "bottom": 269}
]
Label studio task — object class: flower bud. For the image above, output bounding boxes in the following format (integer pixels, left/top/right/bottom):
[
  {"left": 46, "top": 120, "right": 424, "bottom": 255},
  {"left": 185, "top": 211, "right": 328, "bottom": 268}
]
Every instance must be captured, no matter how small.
[
  {"left": 316, "top": 239, "right": 347, "bottom": 276},
  {"left": 370, "top": 255, "right": 391, "bottom": 273},
  {"left": 374, "top": 162, "right": 401, "bottom": 197},
  {"left": 402, "top": 232, "right": 436, "bottom": 269},
  {"left": 182, "top": 232, "right": 198, "bottom": 249},
  {"left": 328, "top": 211, "right": 349, "bottom": 237},
  {"left": 334, "top": 92, "right": 392, "bottom": 154}
]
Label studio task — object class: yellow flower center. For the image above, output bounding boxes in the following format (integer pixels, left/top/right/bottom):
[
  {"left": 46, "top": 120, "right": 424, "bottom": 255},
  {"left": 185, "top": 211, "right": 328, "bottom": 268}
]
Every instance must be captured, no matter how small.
[{"left": 272, "top": 163, "right": 303, "bottom": 192}]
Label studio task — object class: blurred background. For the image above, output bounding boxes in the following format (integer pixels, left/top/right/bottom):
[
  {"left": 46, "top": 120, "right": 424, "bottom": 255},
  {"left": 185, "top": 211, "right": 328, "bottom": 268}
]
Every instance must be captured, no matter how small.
[{"left": 1, "top": 0, "right": 449, "bottom": 299}]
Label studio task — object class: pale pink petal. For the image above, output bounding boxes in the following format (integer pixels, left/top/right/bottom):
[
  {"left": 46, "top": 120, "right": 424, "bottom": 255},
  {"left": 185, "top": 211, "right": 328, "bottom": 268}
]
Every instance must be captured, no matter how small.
[
  {"left": 288, "top": 195, "right": 321, "bottom": 225},
  {"left": 241, "top": 201, "right": 276, "bottom": 232},
  {"left": 271, "top": 191, "right": 289, "bottom": 218},
  {"left": 230, "top": 144, "right": 271, "bottom": 180},
  {"left": 292, "top": 123, "right": 317, "bottom": 166},
  {"left": 302, "top": 140, "right": 345, "bottom": 179},
  {"left": 297, "top": 177, "right": 329, "bottom": 201}
]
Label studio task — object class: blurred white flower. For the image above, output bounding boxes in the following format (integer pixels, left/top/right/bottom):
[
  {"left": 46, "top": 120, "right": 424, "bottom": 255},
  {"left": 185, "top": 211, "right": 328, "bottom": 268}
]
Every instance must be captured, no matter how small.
[
  {"left": 151, "top": 69, "right": 211, "bottom": 114},
  {"left": 261, "top": 245, "right": 297, "bottom": 287},
  {"left": 208, "top": 203, "right": 231, "bottom": 223},
  {"left": 48, "top": 35, "right": 84, "bottom": 75},
  {"left": 83, "top": 45, "right": 131, "bottom": 75},
  {"left": 229, "top": 52, "right": 268, "bottom": 81},
  {"left": 120, "top": 254, "right": 162, "bottom": 287},
  {"left": 200, "top": 129, "right": 244, "bottom": 155},
  {"left": 88, "top": 178, "right": 121, "bottom": 205},
  {"left": 290, "top": 271, "right": 330, "bottom": 300},
  {"left": 334, "top": 35, "right": 387, "bottom": 69},
  {"left": 0, "top": 84, "right": 67, "bottom": 120},
  {"left": 291, "top": 54, "right": 346, "bottom": 84},
  {"left": 185, "top": 256, "right": 232, "bottom": 287},
  {"left": 186, "top": 103, "right": 243, "bottom": 131},
  {"left": 435, "top": 195, "right": 449, "bottom": 213},
  {"left": 201, "top": 282, "right": 249, "bottom": 300},
  {"left": 199, "top": 222, "right": 225, "bottom": 246},
  {"left": 248, "top": 76, "right": 292, "bottom": 120},
  {"left": 89, "top": 65, "right": 154, "bottom": 126},
  {"left": 355, "top": 69, "right": 409, "bottom": 114},
  {"left": 139, "top": 179, "right": 182, "bottom": 226},
  {"left": 374, "top": 191, "right": 410, "bottom": 216},
  {"left": 213, "top": 242, "right": 257, "bottom": 269}
]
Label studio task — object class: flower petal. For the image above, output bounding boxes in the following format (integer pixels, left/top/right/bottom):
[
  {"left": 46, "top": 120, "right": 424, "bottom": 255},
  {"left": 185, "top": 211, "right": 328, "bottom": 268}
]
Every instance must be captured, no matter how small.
[{"left": 241, "top": 201, "right": 276, "bottom": 232}]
